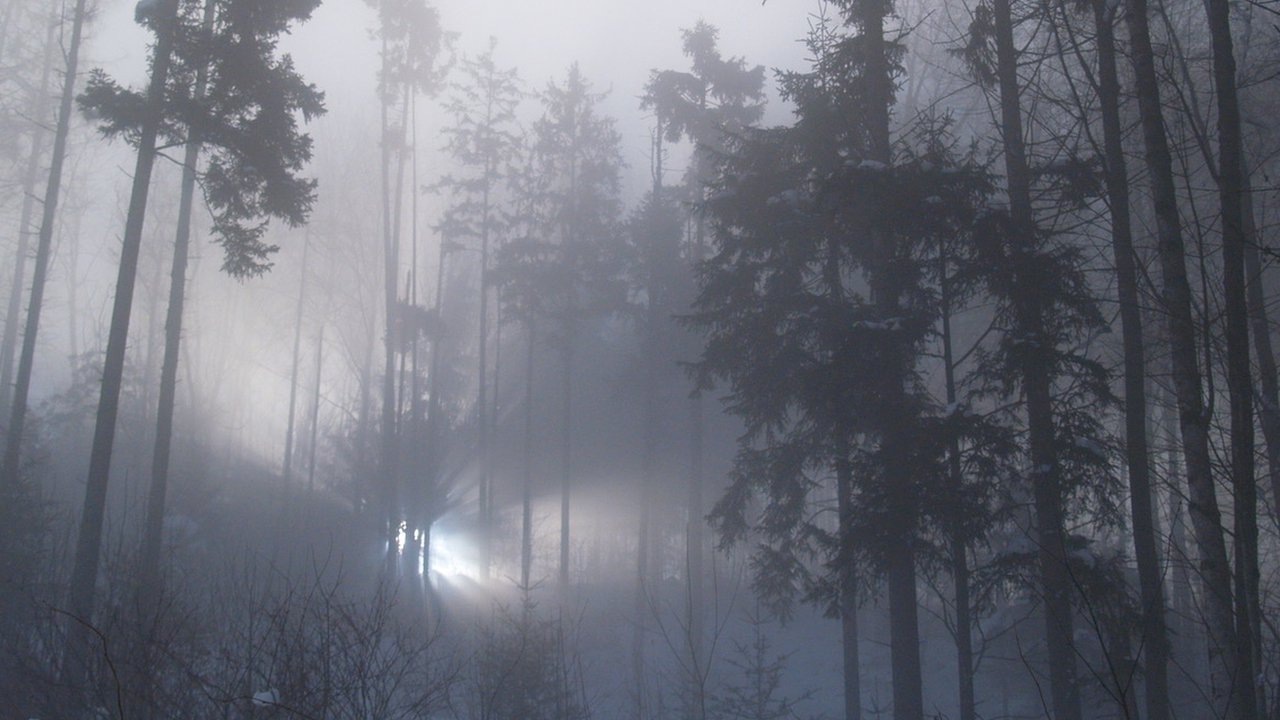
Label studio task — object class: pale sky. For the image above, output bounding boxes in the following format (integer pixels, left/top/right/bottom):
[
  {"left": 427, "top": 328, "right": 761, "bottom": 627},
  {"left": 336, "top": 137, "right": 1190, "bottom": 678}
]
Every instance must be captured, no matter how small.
[{"left": 88, "top": 0, "right": 814, "bottom": 199}]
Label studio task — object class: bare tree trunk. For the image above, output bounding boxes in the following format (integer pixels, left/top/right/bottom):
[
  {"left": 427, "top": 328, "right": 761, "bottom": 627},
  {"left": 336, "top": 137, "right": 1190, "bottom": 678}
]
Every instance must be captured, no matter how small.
[
  {"left": 1122, "top": 0, "right": 1241, "bottom": 713},
  {"left": 308, "top": 326, "right": 324, "bottom": 494},
  {"left": 1091, "top": 3, "right": 1170, "bottom": 717},
  {"left": 522, "top": 319, "right": 535, "bottom": 590},
  {"left": 477, "top": 147, "right": 493, "bottom": 583},
  {"left": 991, "top": 0, "right": 1081, "bottom": 716},
  {"left": 688, "top": 181, "right": 708, "bottom": 720},
  {"left": 1243, "top": 178, "right": 1280, "bottom": 527},
  {"left": 284, "top": 235, "right": 311, "bottom": 486},
  {"left": 63, "top": 0, "right": 179, "bottom": 692},
  {"left": 0, "top": 12, "right": 54, "bottom": 421},
  {"left": 0, "top": 0, "right": 87, "bottom": 489},
  {"left": 939, "top": 247, "right": 974, "bottom": 720},
  {"left": 423, "top": 235, "right": 448, "bottom": 579},
  {"left": 378, "top": 24, "right": 400, "bottom": 569},
  {"left": 559, "top": 333, "right": 573, "bottom": 594},
  {"left": 64, "top": 206, "right": 82, "bottom": 368},
  {"left": 138, "top": 0, "right": 217, "bottom": 616},
  {"left": 1202, "top": 0, "right": 1262, "bottom": 713}
]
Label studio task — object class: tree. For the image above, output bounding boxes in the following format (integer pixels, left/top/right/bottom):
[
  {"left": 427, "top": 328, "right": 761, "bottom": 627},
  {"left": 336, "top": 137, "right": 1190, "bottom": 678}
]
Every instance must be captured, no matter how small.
[
  {"left": 521, "top": 63, "right": 624, "bottom": 593},
  {"left": 710, "top": 602, "right": 813, "bottom": 720},
  {"left": 61, "top": 0, "right": 183, "bottom": 694},
  {"left": 0, "top": 0, "right": 89, "bottom": 491},
  {"left": 62, "top": 0, "right": 323, "bottom": 698},
  {"left": 1201, "top": 0, "right": 1262, "bottom": 711},
  {"left": 642, "top": 24, "right": 764, "bottom": 718},
  {"left": 366, "top": 0, "right": 448, "bottom": 571},
  {"left": 0, "top": 6, "right": 56, "bottom": 421},
  {"left": 79, "top": 0, "right": 325, "bottom": 615},
  {"left": 436, "top": 38, "right": 523, "bottom": 580},
  {"left": 1120, "top": 0, "right": 1243, "bottom": 713},
  {"left": 1066, "top": 0, "right": 1172, "bottom": 715},
  {"left": 692, "top": 14, "right": 1013, "bottom": 720}
]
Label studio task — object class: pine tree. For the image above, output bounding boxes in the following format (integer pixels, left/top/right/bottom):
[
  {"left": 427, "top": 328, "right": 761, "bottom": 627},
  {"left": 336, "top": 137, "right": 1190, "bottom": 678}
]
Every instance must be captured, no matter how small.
[
  {"left": 62, "top": 0, "right": 323, "bottom": 699},
  {"left": 436, "top": 39, "right": 522, "bottom": 580},
  {"left": 0, "top": 0, "right": 89, "bottom": 491},
  {"left": 366, "top": 0, "right": 448, "bottom": 572},
  {"left": 642, "top": 25, "right": 765, "bottom": 716},
  {"left": 62, "top": 0, "right": 182, "bottom": 696},
  {"left": 691, "top": 15, "right": 1007, "bottom": 720},
  {"left": 79, "top": 0, "right": 325, "bottom": 612},
  {"left": 518, "top": 63, "right": 624, "bottom": 593}
]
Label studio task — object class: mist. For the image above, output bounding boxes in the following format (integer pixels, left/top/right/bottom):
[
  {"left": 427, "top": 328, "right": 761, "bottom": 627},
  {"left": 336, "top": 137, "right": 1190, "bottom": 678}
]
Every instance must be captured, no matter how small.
[{"left": 0, "top": 0, "right": 1277, "bottom": 719}]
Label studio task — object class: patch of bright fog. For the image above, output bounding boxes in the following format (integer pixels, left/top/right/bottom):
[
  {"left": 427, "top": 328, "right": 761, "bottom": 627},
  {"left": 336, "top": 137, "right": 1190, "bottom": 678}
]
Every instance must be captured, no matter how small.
[{"left": 395, "top": 520, "right": 481, "bottom": 583}]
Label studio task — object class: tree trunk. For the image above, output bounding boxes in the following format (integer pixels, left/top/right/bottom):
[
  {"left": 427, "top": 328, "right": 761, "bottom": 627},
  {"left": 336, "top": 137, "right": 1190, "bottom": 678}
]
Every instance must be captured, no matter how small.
[
  {"left": 424, "top": 235, "right": 448, "bottom": 569},
  {"left": 1122, "top": 0, "right": 1241, "bottom": 713},
  {"left": 825, "top": 217, "right": 862, "bottom": 720},
  {"left": 854, "top": 0, "right": 923, "bottom": 715},
  {"left": 64, "top": 0, "right": 179, "bottom": 691},
  {"left": 836, "top": 443, "right": 862, "bottom": 720},
  {"left": 1243, "top": 178, "right": 1280, "bottom": 528},
  {"left": 477, "top": 133, "right": 493, "bottom": 583},
  {"left": 688, "top": 173, "right": 708, "bottom": 720},
  {"left": 378, "top": 23, "right": 400, "bottom": 568},
  {"left": 991, "top": 0, "right": 1081, "bottom": 716},
  {"left": 308, "top": 326, "right": 324, "bottom": 493},
  {"left": 137, "top": 0, "right": 217, "bottom": 615},
  {"left": 1092, "top": 3, "right": 1170, "bottom": 718},
  {"left": 1202, "top": 0, "right": 1261, "bottom": 713},
  {"left": 522, "top": 319, "right": 535, "bottom": 590},
  {"left": 283, "top": 235, "right": 310, "bottom": 486},
  {"left": 559, "top": 334, "right": 573, "bottom": 594},
  {"left": 0, "top": 0, "right": 87, "bottom": 490},
  {"left": 939, "top": 248, "right": 974, "bottom": 720},
  {"left": 0, "top": 12, "right": 54, "bottom": 421}
]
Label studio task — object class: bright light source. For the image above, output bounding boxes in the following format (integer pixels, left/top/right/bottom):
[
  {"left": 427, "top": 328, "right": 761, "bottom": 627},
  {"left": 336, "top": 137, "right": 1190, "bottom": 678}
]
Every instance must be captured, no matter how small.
[{"left": 428, "top": 529, "right": 475, "bottom": 580}]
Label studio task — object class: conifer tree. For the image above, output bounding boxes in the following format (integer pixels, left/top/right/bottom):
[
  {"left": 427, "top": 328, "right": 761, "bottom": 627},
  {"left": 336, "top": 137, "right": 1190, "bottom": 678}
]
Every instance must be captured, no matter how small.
[
  {"left": 61, "top": 0, "right": 182, "bottom": 694},
  {"left": 436, "top": 39, "right": 522, "bottom": 580},
  {"left": 365, "top": 0, "right": 447, "bottom": 569},
  {"left": 78, "top": 0, "right": 325, "bottom": 614},
  {"left": 0, "top": 0, "right": 89, "bottom": 491},
  {"left": 692, "top": 13, "right": 1004, "bottom": 720},
  {"left": 642, "top": 27, "right": 764, "bottom": 713},
  {"left": 63, "top": 0, "right": 323, "bottom": 697},
  {"left": 501, "top": 64, "right": 624, "bottom": 593}
]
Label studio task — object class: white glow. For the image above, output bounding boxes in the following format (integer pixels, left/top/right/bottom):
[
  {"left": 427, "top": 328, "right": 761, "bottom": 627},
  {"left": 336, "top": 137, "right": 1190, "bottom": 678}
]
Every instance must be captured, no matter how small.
[
  {"left": 429, "top": 530, "right": 475, "bottom": 580},
  {"left": 395, "top": 523, "right": 408, "bottom": 553}
]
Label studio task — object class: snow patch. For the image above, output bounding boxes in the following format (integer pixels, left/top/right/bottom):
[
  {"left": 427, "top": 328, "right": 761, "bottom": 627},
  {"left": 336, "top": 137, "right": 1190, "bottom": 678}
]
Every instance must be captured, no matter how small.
[{"left": 252, "top": 689, "right": 279, "bottom": 708}]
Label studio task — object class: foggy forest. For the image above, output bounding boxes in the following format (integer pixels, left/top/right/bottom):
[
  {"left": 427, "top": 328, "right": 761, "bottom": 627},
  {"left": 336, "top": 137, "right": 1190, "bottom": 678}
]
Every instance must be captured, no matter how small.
[{"left": 0, "top": 0, "right": 1278, "bottom": 717}]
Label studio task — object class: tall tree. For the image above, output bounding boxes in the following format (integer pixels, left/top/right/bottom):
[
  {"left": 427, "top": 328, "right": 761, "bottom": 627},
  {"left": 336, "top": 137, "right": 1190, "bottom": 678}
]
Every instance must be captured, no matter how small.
[
  {"left": 642, "top": 25, "right": 765, "bottom": 713},
  {"left": 61, "top": 0, "right": 182, "bottom": 692},
  {"left": 1120, "top": 0, "right": 1244, "bottom": 713},
  {"left": 1078, "top": 1, "right": 1170, "bottom": 715},
  {"left": 367, "top": 0, "right": 447, "bottom": 568},
  {"left": 0, "top": 8, "right": 55, "bottom": 421},
  {"left": 437, "top": 39, "right": 522, "bottom": 580},
  {"left": 93, "top": 0, "right": 325, "bottom": 612},
  {"left": 693, "top": 13, "right": 1008, "bottom": 720},
  {"left": 1202, "top": 0, "right": 1262, "bottom": 711},
  {"left": 64, "top": 0, "right": 324, "bottom": 693},
  {"left": 0, "top": 0, "right": 89, "bottom": 490},
  {"left": 538, "top": 65, "right": 623, "bottom": 593}
]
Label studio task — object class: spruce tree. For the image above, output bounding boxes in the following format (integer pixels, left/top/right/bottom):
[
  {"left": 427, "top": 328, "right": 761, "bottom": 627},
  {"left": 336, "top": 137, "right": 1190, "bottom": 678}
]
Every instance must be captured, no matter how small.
[{"left": 436, "top": 39, "right": 522, "bottom": 580}]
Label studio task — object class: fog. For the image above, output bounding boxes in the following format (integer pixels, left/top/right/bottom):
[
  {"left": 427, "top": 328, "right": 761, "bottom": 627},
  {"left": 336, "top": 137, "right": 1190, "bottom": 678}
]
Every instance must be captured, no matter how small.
[{"left": 1, "top": 0, "right": 1278, "bottom": 718}]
